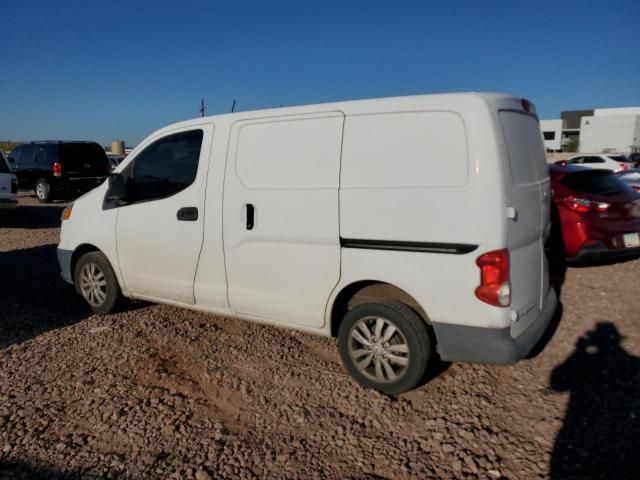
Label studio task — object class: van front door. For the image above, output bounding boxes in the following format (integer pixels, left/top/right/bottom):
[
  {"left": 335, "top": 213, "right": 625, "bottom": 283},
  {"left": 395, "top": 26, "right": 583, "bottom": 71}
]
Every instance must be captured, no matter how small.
[
  {"left": 223, "top": 113, "right": 344, "bottom": 328},
  {"left": 499, "top": 111, "right": 551, "bottom": 335},
  {"left": 115, "top": 125, "right": 213, "bottom": 304}
]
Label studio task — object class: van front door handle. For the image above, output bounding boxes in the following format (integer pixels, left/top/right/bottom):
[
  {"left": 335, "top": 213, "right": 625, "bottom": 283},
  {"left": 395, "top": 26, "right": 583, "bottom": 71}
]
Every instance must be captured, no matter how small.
[
  {"left": 177, "top": 207, "right": 198, "bottom": 221},
  {"left": 246, "top": 203, "right": 255, "bottom": 230}
]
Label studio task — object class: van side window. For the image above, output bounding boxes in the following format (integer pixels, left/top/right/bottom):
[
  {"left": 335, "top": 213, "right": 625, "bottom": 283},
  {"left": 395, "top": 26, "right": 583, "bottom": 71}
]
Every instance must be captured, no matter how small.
[{"left": 126, "top": 130, "right": 203, "bottom": 203}]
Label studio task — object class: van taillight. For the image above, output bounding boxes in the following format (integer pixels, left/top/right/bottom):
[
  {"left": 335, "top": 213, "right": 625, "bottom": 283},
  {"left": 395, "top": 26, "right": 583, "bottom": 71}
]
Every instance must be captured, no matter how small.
[
  {"left": 11, "top": 178, "right": 18, "bottom": 193},
  {"left": 475, "top": 249, "right": 510, "bottom": 307},
  {"left": 52, "top": 162, "right": 62, "bottom": 177}
]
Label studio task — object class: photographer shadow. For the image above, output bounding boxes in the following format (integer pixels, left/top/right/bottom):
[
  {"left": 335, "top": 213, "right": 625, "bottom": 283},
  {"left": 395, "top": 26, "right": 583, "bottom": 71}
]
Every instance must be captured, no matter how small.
[{"left": 549, "top": 322, "right": 640, "bottom": 479}]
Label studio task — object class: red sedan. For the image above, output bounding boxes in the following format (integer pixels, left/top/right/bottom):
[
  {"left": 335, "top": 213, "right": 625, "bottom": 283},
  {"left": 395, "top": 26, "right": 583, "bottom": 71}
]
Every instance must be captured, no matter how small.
[{"left": 549, "top": 164, "right": 640, "bottom": 261}]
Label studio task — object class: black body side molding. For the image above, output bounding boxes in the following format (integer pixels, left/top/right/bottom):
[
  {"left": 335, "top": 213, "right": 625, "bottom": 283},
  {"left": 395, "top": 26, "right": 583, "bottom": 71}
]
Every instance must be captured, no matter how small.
[{"left": 340, "top": 238, "right": 478, "bottom": 255}]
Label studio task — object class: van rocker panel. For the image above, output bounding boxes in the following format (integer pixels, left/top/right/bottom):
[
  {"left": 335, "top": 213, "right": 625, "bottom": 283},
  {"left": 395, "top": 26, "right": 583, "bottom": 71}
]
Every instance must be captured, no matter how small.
[{"left": 432, "top": 288, "right": 557, "bottom": 364}]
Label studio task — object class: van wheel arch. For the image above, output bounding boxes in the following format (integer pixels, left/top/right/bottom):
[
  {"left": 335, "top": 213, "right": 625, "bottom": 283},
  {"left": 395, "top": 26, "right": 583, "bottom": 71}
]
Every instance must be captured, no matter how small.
[
  {"left": 330, "top": 281, "right": 431, "bottom": 337},
  {"left": 70, "top": 244, "right": 101, "bottom": 286}
]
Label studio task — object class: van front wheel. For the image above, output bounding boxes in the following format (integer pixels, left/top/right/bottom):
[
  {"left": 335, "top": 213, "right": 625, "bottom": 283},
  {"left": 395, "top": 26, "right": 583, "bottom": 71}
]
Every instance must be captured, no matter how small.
[
  {"left": 74, "top": 251, "right": 122, "bottom": 315},
  {"left": 338, "top": 302, "right": 431, "bottom": 395}
]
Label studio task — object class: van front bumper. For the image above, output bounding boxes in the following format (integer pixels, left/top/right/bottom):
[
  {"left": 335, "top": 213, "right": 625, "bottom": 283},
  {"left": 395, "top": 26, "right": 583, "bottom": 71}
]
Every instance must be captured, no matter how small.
[
  {"left": 57, "top": 248, "right": 74, "bottom": 285},
  {"left": 432, "top": 288, "right": 558, "bottom": 364}
]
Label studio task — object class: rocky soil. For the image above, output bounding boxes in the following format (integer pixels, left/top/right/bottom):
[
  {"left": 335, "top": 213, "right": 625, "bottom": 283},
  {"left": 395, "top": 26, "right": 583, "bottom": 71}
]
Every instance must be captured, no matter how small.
[{"left": 1, "top": 193, "right": 639, "bottom": 479}]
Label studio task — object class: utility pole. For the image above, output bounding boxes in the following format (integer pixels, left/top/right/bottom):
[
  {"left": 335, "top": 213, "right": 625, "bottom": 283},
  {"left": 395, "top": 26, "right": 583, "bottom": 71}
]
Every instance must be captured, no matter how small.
[{"left": 199, "top": 98, "right": 206, "bottom": 117}]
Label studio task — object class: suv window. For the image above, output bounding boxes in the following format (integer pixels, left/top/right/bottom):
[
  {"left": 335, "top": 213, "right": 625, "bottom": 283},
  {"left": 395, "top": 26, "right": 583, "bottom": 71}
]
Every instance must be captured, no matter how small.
[
  {"left": 20, "top": 144, "right": 36, "bottom": 168},
  {"left": 35, "top": 144, "right": 58, "bottom": 167},
  {"left": 569, "top": 157, "right": 583, "bottom": 164},
  {"left": 0, "top": 152, "right": 9, "bottom": 173},
  {"left": 561, "top": 170, "right": 633, "bottom": 196},
  {"left": 126, "top": 130, "right": 203, "bottom": 202},
  {"left": 8, "top": 145, "right": 24, "bottom": 167}
]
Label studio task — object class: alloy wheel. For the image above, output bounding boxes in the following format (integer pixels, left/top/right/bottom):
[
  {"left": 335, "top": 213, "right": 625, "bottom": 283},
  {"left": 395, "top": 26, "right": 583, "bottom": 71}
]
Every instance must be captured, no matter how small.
[
  {"left": 348, "top": 316, "right": 410, "bottom": 383},
  {"left": 79, "top": 262, "right": 107, "bottom": 307}
]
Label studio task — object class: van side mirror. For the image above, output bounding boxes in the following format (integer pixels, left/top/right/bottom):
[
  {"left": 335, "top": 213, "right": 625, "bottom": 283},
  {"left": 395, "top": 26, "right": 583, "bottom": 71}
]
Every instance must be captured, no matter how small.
[{"left": 107, "top": 173, "right": 127, "bottom": 201}]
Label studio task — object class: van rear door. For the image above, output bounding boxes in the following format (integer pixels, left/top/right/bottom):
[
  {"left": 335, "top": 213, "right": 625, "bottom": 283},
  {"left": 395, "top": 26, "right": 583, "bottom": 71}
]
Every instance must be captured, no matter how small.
[{"left": 499, "top": 111, "right": 551, "bottom": 336}]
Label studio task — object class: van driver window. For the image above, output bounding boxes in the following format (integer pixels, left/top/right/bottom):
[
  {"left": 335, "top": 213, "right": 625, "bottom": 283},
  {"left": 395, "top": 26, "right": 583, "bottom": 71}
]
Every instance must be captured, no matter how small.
[{"left": 127, "top": 130, "right": 203, "bottom": 202}]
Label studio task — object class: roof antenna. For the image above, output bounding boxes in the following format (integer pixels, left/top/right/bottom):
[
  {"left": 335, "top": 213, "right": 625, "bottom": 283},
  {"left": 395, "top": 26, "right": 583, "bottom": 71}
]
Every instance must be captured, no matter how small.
[
  {"left": 199, "top": 98, "right": 206, "bottom": 117},
  {"left": 231, "top": 99, "right": 236, "bottom": 113}
]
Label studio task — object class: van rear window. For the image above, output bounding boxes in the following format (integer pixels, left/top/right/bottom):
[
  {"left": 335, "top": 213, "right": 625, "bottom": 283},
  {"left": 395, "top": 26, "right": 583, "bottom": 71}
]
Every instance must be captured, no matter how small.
[
  {"left": 499, "top": 112, "right": 548, "bottom": 185},
  {"left": 561, "top": 170, "right": 634, "bottom": 196}
]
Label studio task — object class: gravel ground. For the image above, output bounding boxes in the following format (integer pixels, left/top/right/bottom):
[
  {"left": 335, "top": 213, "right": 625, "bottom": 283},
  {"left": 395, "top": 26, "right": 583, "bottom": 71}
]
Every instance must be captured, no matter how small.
[{"left": 1, "top": 193, "right": 639, "bottom": 480}]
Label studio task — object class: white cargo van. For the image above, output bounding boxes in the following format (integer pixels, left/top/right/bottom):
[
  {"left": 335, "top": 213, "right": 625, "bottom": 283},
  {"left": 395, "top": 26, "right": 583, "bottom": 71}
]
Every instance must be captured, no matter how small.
[{"left": 58, "top": 93, "right": 557, "bottom": 394}]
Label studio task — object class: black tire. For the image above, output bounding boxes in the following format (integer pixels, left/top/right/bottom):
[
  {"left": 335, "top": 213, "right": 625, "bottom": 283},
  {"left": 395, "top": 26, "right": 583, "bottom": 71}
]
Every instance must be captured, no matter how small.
[
  {"left": 35, "top": 178, "right": 53, "bottom": 203},
  {"left": 338, "top": 302, "right": 431, "bottom": 395},
  {"left": 74, "top": 251, "right": 122, "bottom": 315}
]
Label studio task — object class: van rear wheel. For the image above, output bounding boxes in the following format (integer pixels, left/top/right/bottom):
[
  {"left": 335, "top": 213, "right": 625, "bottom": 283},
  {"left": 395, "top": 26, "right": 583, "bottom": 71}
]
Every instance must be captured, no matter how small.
[
  {"left": 338, "top": 302, "right": 431, "bottom": 395},
  {"left": 74, "top": 251, "right": 122, "bottom": 315}
]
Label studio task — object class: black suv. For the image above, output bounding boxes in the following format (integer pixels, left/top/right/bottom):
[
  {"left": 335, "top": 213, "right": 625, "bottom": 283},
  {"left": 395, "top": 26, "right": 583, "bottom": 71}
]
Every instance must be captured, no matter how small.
[{"left": 7, "top": 141, "right": 109, "bottom": 202}]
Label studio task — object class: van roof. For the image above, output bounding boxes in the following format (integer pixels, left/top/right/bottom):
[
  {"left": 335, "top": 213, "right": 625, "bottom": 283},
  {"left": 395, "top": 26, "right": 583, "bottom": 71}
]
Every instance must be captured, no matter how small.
[{"left": 158, "top": 92, "right": 531, "bottom": 133}]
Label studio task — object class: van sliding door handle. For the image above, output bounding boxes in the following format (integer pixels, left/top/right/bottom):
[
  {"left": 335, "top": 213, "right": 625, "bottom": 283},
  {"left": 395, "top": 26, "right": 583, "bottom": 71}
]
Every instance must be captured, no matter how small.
[
  {"left": 246, "top": 203, "right": 255, "bottom": 230},
  {"left": 177, "top": 207, "right": 198, "bottom": 221}
]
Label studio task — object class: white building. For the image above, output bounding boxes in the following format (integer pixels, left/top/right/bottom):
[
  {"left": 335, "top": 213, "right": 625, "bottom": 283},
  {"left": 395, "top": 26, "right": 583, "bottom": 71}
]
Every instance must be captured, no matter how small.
[
  {"left": 540, "top": 106, "right": 640, "bottom": 154},
  {"left": 540, "top": 119, "right": 563, "bottom": 151},
  {"left": 579, "top": 108, "right": 640, "bottom": 153}
]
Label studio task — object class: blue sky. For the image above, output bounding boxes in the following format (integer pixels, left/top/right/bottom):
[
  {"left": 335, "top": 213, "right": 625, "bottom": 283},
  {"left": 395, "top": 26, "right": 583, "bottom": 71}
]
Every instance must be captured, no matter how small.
[{"left": 1, "top": 0, "right": 639, "bottom": 146}]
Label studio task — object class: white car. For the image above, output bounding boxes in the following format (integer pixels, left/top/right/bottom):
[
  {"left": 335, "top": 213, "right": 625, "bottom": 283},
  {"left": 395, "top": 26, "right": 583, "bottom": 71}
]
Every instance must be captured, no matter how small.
[
  {"left": 58, "top": 93, "right": 557, "bottom": 394},
  {"left": 0, "top": 150, "right": 18, "bottom": 211},
  {"left": 560, "top": 154, "right": 635, "bottom": 172}
]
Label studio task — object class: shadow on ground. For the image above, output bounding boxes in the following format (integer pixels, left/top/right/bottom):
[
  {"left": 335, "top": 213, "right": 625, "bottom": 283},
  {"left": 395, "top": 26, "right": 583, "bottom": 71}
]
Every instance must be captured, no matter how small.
[
  {"left": 549, "top": 322, "right": 640, "bottom": 479},
  {"left": 0, "top": 244, "right": 89, "bottom": 348},
  {"left": 0, "top": 460, "right": 87, "bottom": 480},
  {"left": 0, "top": 204, "right": 65, "bottom": 229}
]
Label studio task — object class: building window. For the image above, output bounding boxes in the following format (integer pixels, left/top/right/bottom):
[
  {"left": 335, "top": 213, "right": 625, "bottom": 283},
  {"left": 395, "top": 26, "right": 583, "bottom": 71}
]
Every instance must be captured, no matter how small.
[{"left": 543, "top": 131, "right": 556, "bottom": 140}]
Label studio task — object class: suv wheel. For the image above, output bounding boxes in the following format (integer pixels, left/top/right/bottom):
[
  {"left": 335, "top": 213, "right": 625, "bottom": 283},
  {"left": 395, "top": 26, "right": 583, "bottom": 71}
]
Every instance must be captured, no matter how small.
[
  {"left": 338, "top": 302, "right": 431, "bottom": 395},
  {"left": 74, "top": 251, "right": 122, "bottom": 315},
  {"left": 35, "top": 178, "right": 52, "bottom": 203}
]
